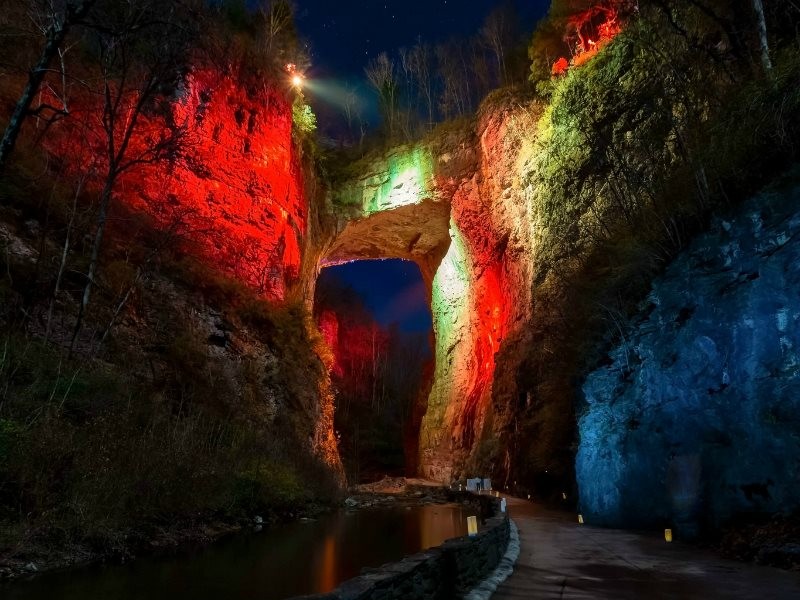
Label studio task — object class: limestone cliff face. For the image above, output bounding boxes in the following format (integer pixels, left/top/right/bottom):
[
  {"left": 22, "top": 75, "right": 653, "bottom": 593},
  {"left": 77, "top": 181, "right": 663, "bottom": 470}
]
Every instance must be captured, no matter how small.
[
  {"left": 325, "top": 93, "right": 542, "bottom": 482},
  {"left": 419, "top": 99, "right": 542, "bottom": 482},
  {"left": 577, "top": 176, "right": 800, "bottom": 534},
  {"left": 35, "top": 62, "right": 340, "bottom": 474},
  {"left": 44, "top": 65, "right": 308, "bottom": 302}
]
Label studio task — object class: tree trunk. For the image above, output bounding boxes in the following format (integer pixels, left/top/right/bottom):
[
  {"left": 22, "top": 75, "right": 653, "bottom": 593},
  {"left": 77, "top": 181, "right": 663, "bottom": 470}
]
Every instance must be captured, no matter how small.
[
  {"left": 45, "top": 177, "right": 85, "bottom": 342},
  {"left": 0, "top": 28, "right": 65, "bottom": 169},
  {"left": 752, "top": 0, "right": 773, "bottom": 73},
  {"left": 0, "top": 1, "right": 94, "bottom": 170},
  {"left": 70, "top": 178, "right": 113, "bottom": 352}
]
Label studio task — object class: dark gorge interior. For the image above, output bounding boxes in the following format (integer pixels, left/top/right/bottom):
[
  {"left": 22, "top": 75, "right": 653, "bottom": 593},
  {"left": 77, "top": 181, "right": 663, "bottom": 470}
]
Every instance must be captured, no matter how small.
[{"left": 314, "top": 260, "right": 433, "bottom": 482}]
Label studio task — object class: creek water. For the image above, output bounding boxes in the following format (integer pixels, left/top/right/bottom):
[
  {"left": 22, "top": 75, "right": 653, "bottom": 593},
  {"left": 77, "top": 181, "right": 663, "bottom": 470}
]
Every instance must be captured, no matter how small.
[{"left": 2, "top": 503, "right": 472, "bottom": 600}]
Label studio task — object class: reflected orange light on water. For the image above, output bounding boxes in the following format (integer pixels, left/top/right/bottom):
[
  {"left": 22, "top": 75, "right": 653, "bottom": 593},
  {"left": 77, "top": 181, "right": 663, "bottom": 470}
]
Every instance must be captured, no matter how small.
[
  {"left": 420, "top": 507, "right": 463, "bottom": 549},
  {"left": 317, "top": 535, "right": 338, "bottom": 592}
]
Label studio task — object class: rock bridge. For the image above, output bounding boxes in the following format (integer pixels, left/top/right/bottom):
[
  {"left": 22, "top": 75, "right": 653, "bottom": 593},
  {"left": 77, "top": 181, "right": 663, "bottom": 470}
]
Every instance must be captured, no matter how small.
[{"left": 318, "top": 103, "right": 540, "bottom": 481}]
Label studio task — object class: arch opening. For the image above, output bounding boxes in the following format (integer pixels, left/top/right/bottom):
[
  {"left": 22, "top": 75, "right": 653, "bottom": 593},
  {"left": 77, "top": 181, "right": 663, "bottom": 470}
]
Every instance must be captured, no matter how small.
[
  {"left": 315, "top": 197, "right": 454, "bottom": 482},
  {"left": 314, "top": 259, "right": 434, "bottom": 483}
]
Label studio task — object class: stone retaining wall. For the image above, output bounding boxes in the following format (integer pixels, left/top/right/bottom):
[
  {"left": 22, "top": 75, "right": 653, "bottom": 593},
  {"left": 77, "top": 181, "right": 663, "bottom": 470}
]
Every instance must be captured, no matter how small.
[{"left": 295, "top": 496, "right": 509, "bottom": 600}]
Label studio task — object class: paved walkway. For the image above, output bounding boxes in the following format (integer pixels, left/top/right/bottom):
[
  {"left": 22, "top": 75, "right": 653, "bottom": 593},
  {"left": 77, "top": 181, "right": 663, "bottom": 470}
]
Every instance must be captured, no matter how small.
[{"left": 493, "top": 497, "right": 800, "bottom": 599}]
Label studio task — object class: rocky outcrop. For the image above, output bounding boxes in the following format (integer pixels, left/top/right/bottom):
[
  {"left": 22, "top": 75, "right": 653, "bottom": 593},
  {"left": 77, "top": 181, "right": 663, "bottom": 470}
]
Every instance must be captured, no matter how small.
[
  {"left": 419, "top": 98, "right": 541, "bottom": 482},
  {"left": 40, "top": 72, "right": 548, "bottom": 486},
  {"left": 32, "top": 61, "right": 340, "bottom": 474},
  {"left": 577, "top": 175, "right": 800, "bottom": 535},
  {"left": 44, "top": 66, "right": 308, "bottom": 301},
  {"left": 325, "top": 128, "right": 475, "bottom": 284}
]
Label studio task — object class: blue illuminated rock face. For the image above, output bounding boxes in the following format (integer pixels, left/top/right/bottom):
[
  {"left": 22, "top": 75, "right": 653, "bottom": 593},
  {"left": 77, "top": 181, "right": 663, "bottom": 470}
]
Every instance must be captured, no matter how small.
[{"left": 577, "top": 174, "right": 800, "bottom": 536}]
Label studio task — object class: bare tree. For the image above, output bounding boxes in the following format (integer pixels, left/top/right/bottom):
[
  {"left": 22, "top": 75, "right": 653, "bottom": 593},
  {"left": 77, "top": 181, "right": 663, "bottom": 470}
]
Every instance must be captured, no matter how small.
[
  {"left": 436, "top": 41, "right": 470, "bottom": 119},
  {"left": 398, "top": 47, "right": 415, "bottom": 139},
  {"left": 341, "top": 82, "right": 366, "bottom": 146},
  {"left": 406, "top": 41, "right": 435, "bottom": 129},
  {"left": 365, "top": 52, "right": 399, "bottom": 140},
  {"left": 69, "top": 0, "right": 195, "bottom": 351},
  {"left": 45, "top": 168, "right": 91, "bottom": 342},
  {"left": 469, "top": 38, "right": 493, "bottom": 101},
  {"left": 0, "top": 0, "right": 95, "bottom": 170},
  {"left": 342, "top": 84, "right": 356, "bottom": 133},
  {"left": 480, "top": 4, "right": 514, "bottom": 85},
  {"left": 259, "top": 0, "right": 296, "bottom": 59}
]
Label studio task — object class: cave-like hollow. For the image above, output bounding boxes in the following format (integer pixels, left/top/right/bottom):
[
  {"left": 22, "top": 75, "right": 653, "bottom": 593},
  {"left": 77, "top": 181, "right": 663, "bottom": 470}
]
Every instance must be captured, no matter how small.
[{"left": 314, "top": 199, "right": 453, "bottom": 482}]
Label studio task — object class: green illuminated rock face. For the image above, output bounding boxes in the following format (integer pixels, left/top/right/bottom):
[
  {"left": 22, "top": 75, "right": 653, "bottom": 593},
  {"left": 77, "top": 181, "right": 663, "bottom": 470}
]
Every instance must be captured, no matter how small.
[
  {"left": 325, "top": 133, "right": 474, "bottom": 282},
  {"left": 421, "top": 221, "right": 473, "bottom": 479},
  {"left": 352, "top": 146, "right": 436, "bottom": 215}
]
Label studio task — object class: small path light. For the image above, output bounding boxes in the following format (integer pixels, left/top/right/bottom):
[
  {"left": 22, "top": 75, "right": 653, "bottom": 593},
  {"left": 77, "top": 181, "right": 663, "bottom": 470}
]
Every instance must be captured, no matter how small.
[
  {"left": 578, "top": 514, "right": 584, "bottom": 524},
  {"left": 467, "top": 516, "right": 478, "bottom": 537},
  {"left": 562, "top": 492, "right": 567, "bottom": 500},
  {"left": 665, "top": 529, "right": 673, "bottom": 543}
]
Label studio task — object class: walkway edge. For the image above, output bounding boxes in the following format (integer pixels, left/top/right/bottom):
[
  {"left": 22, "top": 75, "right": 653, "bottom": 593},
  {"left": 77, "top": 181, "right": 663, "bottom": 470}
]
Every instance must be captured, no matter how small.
[{"left": 464, "top": 519, "right": 520, "bottom": 600}]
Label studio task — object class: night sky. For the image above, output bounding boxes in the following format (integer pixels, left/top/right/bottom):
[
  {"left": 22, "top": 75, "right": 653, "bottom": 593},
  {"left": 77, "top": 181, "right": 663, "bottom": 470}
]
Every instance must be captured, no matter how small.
[
  {"left": 295, "top": 0, "right": 549, "bottom": 79},
  {"left": 295, "top": 0, "right": 549, "bottom": 129},
  {"left": 300, "top": 1, "right": 548, "bottom": 334},
  {"left": 320, "top": 260, "right": 432, "bottom": 334}
]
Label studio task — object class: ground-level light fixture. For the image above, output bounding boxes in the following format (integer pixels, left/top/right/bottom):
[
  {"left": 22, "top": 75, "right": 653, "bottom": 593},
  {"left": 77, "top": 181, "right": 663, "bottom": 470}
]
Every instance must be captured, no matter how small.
[{"left": 467, "top": 516, "right": 478, "bottom": 537}]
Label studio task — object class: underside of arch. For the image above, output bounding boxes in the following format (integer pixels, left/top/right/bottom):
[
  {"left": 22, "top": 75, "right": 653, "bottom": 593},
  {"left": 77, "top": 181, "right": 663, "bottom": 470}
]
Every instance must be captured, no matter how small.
[{"left": 321, "top": 199, "right": 452, "bottom": 284}]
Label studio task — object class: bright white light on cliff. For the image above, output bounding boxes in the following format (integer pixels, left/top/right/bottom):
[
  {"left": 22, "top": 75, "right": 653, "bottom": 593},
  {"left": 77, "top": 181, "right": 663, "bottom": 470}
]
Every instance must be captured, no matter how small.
[{"left": 292, "top": 75, "right": 303, "bottom": 88}]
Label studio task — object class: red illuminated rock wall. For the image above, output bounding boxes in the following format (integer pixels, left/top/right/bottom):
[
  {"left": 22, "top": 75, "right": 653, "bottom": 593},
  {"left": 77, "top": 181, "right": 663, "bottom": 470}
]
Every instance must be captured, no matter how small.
[
  {"left": 551, "top": 0, "right": 631, "bottom": 76},
  {"left": 45, "top": 66, "right": 307, "bottom": 301},
  {"left": 159, "top": 68, "right": 306, "bottom": 300},
  {"left": 318, "top": 310, "right": 341, "bottom": 375},
  {"left": 37, "top": 63, "right": 341, "bottom": 475},
  {"left": 319, "top": 307, "right": 390, "bottom": 398},
  {"left": 316, "top": 294, "right": 427, "bottom": 481},
  {"left": 419, "top": 98, "right": 542, "bottom": 482}
]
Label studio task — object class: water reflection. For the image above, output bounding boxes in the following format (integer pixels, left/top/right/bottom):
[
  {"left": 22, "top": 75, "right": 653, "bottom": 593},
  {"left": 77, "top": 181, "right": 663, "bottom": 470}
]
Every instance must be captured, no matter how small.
[
  {"left": 317, "top": 534, "right": 337, "bottom": 592},
  {"left": 2, "top": 504, "right": 472, "bottom": 600},
  {"left": 421, "top": 504, "right": 464, "bottom": 550}
]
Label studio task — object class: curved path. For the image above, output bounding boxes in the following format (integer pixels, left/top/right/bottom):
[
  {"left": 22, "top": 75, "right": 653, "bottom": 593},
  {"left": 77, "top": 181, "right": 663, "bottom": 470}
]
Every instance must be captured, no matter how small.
[{"left": 493, "top": 497, "right": 800, "bottom": 599}]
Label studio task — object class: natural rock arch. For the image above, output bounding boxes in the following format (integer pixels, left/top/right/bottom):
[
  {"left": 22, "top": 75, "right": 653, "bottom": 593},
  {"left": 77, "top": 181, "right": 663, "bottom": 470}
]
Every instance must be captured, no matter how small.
[
  {"left": 316, "top": 200, "right": 451, "bottom": 478},
  {"left": 317, "top": 104, "right": 539, "bottom": 482},
  {"left": 321, "top": 199, "right": 452, "bottom": 288}
]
